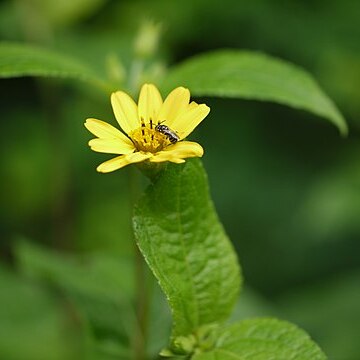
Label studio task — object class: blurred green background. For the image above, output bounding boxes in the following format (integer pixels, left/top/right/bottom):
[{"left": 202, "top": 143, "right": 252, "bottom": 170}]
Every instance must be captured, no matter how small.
[{"left": 0, "top": 0, "right": 359, "bottom": 359}]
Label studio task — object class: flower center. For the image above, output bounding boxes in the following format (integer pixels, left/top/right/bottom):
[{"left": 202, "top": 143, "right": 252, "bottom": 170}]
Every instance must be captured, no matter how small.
[{"left": 129, "top": 121, "right": 171, "bottom": 153}]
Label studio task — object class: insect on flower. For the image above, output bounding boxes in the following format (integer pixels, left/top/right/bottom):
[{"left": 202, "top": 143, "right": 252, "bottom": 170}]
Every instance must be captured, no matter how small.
[
  {"left": 155, "top": 123, "right": 180, "bottom": 144},
  {"left": 85, "top": 83, "right": 210, "bottom": 173}
]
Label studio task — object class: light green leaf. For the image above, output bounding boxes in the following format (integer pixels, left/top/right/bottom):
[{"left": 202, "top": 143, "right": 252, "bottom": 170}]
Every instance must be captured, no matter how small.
[
  {"left": 193, "top": 318, "right": 327, "bottom": 360},
  {"left": 0, "top": 42, "right": 110, "bottom": 91},
  {"left": 161, "top": 50, "right": 347, "bottom": 135},
  {"left": 133, "top": 159, "right": 241, "bottom": 344}
]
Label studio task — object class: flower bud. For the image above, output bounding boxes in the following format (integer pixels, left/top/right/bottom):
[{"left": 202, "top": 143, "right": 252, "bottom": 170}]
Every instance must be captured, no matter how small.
[{"left": 134, "top": 20, "right": 162, "bottom": 58}]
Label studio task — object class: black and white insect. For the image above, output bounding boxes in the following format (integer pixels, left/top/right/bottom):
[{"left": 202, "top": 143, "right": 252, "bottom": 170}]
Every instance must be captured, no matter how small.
[{"left": 155, "top": 124, "right": 179, "bottom": 144}]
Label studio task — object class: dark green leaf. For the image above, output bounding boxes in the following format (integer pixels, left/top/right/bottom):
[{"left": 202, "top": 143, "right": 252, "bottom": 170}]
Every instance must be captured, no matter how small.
[
  {"left": 162, "top": 50, "right": 347, "bottom": 135},
  {"left": 133, "top": 159, "right": 241, "bottom": 343},
  {"left": 0, "top": 42, "right": 110, "bottom": 91}
]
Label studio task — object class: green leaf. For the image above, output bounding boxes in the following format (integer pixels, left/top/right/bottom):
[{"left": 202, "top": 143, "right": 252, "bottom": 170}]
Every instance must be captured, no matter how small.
[
  {"left": 0, "top": 265, "right": 86, "bottom": 360},
  {"left": 192, "top": 318, "right": 327, "bottom": 360},
  {"left": 14, "top": 241, "right": 135, "bottom": 341},
  {"left": 161, "top": 50, "right": 347, "bottom": 135},
  {"left": 133, "top": 159, "right": 241, "bottom": 345},
  {"left": 0, "top": 42, "right": 110, "bottom": 91}
]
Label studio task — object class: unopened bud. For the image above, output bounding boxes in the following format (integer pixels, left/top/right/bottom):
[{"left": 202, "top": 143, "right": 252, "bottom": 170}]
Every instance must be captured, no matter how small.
[{"left": 134, "top": 20, "right": 162, "bottom": 58}]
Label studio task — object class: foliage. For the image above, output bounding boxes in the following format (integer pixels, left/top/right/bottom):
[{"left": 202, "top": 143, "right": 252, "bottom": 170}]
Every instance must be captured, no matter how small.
[
  {"left": 162, "top": 50, "right": 347, "bottom": 135},
  {"left": 0, "top": 42, "right": 109, "bottom": 90},
  {"left": 1, "top": 0, "right": 359, "bottom": 359},
  {"left": 192, "top": 318, "right": 325, "bottom": 360},
  {"left": 134, "top": 160, "right": 241, "bottom": 346}
]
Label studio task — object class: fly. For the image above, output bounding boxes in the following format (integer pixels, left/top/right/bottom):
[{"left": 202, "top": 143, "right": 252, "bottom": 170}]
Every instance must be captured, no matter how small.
[{"left": 155, "top": 124, "right": 179, "bottom": 144}]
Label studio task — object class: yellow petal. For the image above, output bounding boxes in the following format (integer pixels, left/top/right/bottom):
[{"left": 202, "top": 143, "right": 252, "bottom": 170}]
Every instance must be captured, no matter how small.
[
  {"left": 165, "top": 141, "right": 204, "bottom": 157},
  {"left": 170, "top": 158, "right": 186, "bottom": 164},
  {"left": 150, "top": 141, "right": 203, "bottom": 163},
  {"left": 89, "top": 138, "right": 135, "bottom": 154},
  {"left": 84, "top": 118, "right": 112, "bottom": 138},
  {"left": 111, "top": 91, "right": 139, "bottom": 134},
  {"left": 150, "top": 156, "right": 186, "bottom": 164},
  {"left": 157, "top": 87, "right": 190, "bottom": 125},
  {"left": 138, "top": 83, "right": 163, "bottom": 124},
  {"left": 170, "top": 104, "right": 210, "bottom": 140},
  {"left": 84, "top": 119, "right": 132, "bottom": 146},
  {"left": 188, "top": 101, "right": 198, "bottom": 110},
  {"left": 97, "top": 152, "right": 151, "bottom": 173}
]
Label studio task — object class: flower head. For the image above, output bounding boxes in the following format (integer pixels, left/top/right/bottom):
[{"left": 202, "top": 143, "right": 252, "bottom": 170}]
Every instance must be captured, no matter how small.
[{"left": 85, "top": 84, "right": 210, "bottom": 173}]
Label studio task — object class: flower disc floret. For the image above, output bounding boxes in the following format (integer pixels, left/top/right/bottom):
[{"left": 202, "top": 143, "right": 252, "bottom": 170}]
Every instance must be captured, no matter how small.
[{"left": 129, "top": 122, "right": 172, "bottom": 153}]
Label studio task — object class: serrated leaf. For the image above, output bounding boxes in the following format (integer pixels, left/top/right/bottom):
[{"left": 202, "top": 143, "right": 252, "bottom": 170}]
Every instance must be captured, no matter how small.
[
  {"left": 133, "top": 159, "right": 241, "bottom": 342},
  {"left": 161, "top": 50, "right": 347, "bottom": 135},
  {"left": 192, "top": 318, "right": 327, "bottom": 360},
  {"left": 0, "top": 42, "right": 110, "bottom": 91}
]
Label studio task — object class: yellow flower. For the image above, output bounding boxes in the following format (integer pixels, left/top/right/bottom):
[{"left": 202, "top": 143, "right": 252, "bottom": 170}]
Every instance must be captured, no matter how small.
[{"left": 85, "top": 84, "right": 210, "bottom": 173}]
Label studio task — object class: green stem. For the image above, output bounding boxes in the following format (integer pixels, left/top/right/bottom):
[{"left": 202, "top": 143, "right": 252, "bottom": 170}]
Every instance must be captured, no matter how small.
[
  {"left": 129, "top": 167, "right": 149, "bottom": 360},
  {"left": 128, "top": 58, "right": 144, "bottom": 96},
  {"left": 134, "top": 245, "right": 149, "bottom": 360}
]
